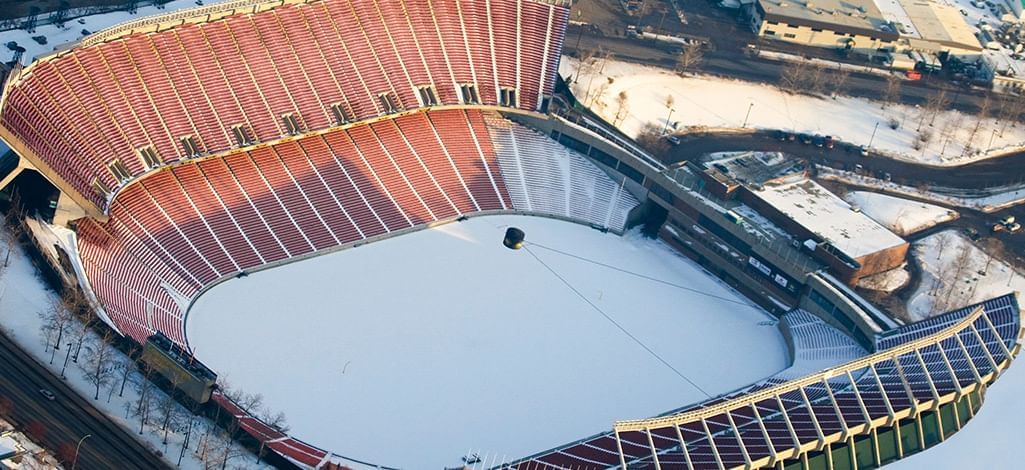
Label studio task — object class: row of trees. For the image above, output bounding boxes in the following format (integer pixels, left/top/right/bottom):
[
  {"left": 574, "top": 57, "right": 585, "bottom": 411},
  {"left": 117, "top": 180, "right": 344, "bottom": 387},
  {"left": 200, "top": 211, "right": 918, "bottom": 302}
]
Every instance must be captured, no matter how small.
[{"left": 36, "top": 283, "right": 288, "bottom": 469}]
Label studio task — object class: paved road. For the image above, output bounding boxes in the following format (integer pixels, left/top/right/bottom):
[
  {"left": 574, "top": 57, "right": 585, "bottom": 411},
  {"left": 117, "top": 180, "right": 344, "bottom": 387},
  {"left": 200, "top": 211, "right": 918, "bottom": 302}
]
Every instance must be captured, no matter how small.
[
  {"left": 564, "top": 27, "right": 1010, "bottom": 115},
  {"left": 0, "top": 332, "right": 170, "bottom": 470},
  {"left": 661, "top": 131, "right": 1025, "bottom": 190}
]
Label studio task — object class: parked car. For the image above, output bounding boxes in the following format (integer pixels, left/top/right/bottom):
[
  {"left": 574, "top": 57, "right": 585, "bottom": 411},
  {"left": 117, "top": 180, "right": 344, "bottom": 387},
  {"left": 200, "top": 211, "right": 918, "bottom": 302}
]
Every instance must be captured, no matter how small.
[
  {"left": 993, "top": 223, "right": 1005, "bottom": 232},
  {"left": 774, "top": 130, "right": 788, "bottom": 141},
  {"left": 1008, "top": 222, "right": 1022, "bottom": 233},
  {"left": 665, "top": 135, "right": 681, "bottom": 146},
  {"left": 964, "top": 227, "right": 981, "bottom": 241},
  {"left": 799, "top": 133, "right": 813, "bottom": 145},
  {"left": 39, "top": 389, "right": 56, "bottom": 401},
  {"left": 812, "top": 135, "right": 825, "bottom": 147},
  {"left": 824, "top": 135, "right": 835, "bottom": 149},
  {"left": 1001, "top": 215, "right": 1016, "bottom": 225},
  {"left": 859, "top": 145, "right": 869, "bottom": 156}
]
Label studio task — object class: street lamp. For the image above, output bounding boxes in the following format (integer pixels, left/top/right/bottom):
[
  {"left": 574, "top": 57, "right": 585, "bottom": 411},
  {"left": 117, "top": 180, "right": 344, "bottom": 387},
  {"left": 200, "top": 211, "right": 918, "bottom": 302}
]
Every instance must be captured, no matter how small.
[
  {"left": 742, "top": 102, "right": 754, "bottom": 128},
  {"left": 868, "top": 121, "right": 879, "bottom": 149},
  {"left": 61, "top": 342, "right": 73, "bottom": 378},
  {"left": 662, "top": 107, "right": 675, "bottom": 135},
  {"left": 72, "top": 434, "right": 92, "bottom": 470}
]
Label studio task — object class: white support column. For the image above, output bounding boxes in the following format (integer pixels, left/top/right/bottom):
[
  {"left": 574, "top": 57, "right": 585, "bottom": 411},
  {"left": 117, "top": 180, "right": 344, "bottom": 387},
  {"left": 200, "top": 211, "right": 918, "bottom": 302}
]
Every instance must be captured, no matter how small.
[
  {"left": 868, "top": 364, "right": 896, "bottom": 425},
  {"left": 798, "top": 387, "right": 826, "bottom": 450},
  {"left": 673, "top": 423, "right": 695, "bottom": 470},
  {"left": 645, "top": 428, "right": 663, "bottom": 470},
  {"left": 700, "top": 418, "right": 726, "bottom": 470},
  {"left": 725, "top": 411, "right": 751, "bottom": 468},
  {"left": 614, "top": 428, "right": 628, "bottom": 469}
]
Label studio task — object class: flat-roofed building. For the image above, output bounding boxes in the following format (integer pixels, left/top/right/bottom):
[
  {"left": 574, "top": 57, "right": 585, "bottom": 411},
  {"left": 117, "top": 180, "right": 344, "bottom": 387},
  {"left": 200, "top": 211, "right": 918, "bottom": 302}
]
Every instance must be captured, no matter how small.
[
  {"left": 748, "top": 0, "right": 900, "bottom": 53},
  {"left": 747, "top": 0, "right": 982, "bottom": 58}
]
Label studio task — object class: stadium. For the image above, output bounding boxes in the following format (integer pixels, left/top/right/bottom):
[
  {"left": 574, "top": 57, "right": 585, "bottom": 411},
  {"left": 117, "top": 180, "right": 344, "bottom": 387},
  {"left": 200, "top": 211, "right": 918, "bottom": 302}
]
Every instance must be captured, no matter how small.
[{"left": 0, "top": 0, "right": 1021, "bottom": 468}]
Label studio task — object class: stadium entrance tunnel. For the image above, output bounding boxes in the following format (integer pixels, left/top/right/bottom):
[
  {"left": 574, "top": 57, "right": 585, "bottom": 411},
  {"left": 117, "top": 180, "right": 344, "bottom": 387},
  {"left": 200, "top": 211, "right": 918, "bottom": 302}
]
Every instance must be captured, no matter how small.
[{"left": 184, "top": 214, "right": 787, "bottom": 468}]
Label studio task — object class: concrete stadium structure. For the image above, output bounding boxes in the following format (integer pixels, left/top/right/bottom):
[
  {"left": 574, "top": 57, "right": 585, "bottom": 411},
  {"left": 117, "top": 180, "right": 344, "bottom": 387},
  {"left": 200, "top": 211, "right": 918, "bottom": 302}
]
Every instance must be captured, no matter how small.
[{"left": 0, "top": 0, "right": 1021, "bottom": 468}]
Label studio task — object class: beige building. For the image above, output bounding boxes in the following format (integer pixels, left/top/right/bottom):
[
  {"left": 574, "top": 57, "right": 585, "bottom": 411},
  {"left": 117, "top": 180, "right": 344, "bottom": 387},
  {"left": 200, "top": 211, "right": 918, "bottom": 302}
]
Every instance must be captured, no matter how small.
[{"left": 748, "top": 0, "right": 982, "bottom": 58}]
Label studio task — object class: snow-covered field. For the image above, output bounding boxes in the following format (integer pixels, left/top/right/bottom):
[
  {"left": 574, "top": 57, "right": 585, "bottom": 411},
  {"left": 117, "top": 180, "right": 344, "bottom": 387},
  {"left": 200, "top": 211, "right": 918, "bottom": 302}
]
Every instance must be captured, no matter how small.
[
  {"left": 0, "top": 224, "right": 265, "bottom": 470},
  {"left": 186, "top": 215, "right": 788, "bottom": 468},
  {"left": 562, "top": 58, "right": 1025, "bottom": 166},
  {"left": 844, "top": 191, "right": 958, "bottom": 236},
  {"left": 0, "top": 0, "right": 228, "bottom": 65},
  {"left": 907, "top": 230, "right": 1025, "bottom": 320}
]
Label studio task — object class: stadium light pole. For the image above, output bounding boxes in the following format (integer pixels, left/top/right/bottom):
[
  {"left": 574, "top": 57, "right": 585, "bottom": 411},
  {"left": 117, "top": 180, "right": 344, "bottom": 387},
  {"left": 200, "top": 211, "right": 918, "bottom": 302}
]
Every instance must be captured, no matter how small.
[
  {"left": 72, "top": 434, "right": 91, "bottom": 470},
  {"left": 868, "top": 122, "right": 879, "bottom": 149},
  {"left": 663, "top": 107, "right": 675, "bottom": 135},
  {"left": 61, "top": 341, "right": 73, "bottom": 378},
  {"left": 742, "top": 102, "right": 754, "bottom": 128}
]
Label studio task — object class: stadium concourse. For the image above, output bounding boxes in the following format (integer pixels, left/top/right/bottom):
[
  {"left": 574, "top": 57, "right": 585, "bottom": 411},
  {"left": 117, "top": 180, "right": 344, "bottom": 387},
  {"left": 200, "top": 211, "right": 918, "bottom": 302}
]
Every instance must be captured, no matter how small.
[{"left": 0, "top": 0, "right": 1022, "bottom": 468}]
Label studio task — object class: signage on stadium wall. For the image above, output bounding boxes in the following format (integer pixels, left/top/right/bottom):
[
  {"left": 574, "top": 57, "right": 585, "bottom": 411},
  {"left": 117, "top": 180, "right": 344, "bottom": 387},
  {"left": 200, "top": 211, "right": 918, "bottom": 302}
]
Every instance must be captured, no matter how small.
[{"left": 748, "top": 254, "right": 800, "bottom": 295}]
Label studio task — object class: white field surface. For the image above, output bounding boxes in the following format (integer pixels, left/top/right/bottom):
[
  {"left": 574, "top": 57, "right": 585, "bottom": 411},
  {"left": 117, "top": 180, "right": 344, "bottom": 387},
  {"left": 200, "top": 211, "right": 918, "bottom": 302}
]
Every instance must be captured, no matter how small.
[
  {"left": 907, "top": 230, "right": 1025, "bottom": 321},
  {"left": 844, "top": 191, "right": 958, "bottom": 236},
  {"left": 0, "top": 224, "right": 266, "bottom": 470},
  {"left": 0, "top": 0, "right": 228, "bottom": 65},
  {"left": 186, "top": 215, "right": 788, "bottom": 468},
  {"left": 562, "top": 57, "right": 1025, "bottom": 166}
]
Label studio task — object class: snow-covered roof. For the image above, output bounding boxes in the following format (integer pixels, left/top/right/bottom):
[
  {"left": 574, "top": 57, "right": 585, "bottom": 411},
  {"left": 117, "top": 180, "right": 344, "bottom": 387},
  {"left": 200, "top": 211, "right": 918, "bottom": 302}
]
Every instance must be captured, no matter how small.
[{"left": 754, "top": 180, "right": 906, "bottom": 259}]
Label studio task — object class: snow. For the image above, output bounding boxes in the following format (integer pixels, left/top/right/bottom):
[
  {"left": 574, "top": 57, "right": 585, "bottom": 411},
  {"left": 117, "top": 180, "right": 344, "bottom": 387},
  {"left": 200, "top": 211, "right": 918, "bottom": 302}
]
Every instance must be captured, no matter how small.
[
  {"left": 561, "top": 57, "right": 1025, "bottom": 166},
  {"left": 0, "top": 0, "right": 229, "bottom": 66},
  {"left": 844, "top": 191, "right": 959, "bottom": 236},
  {"left": 186, "top": 214, "right": 788, "bottom": 468},
  {"left": 818, "top": 166, "right": 1025, "bottom": 213},
  {"left": 906, "top": 230, "right": 1025, "bottom": 321},
  {"left": 751, "top": 180, "right": 906, "bottom": 259},
  {"left": 856, "top": 264, "right": 912, "bottom": 292},
  {"left": 0, "top": 224, "right": 265, "bottom": 470}
]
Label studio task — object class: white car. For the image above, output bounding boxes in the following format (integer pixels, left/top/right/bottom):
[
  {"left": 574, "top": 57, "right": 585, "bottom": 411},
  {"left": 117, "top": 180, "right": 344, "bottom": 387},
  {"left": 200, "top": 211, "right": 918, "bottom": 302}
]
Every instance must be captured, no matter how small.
[{"left": 38, "top": 389, "right": 56, "bottom": 401}]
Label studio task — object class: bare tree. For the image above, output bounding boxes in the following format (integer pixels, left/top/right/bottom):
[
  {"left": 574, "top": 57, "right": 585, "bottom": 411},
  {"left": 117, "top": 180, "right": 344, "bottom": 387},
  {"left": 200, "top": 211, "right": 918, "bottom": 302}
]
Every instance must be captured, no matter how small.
[
  {"left": 882, "top": 74, "right": 902, "bottom": 107},
  {"left": 676, "top": 43, "right": 704, "bottom": 76},
  {"left": 3, "top": 190, "right": 25, "bottom": 269},
  {"left": 921, "top": 89, "right": 950, "bottom": 129},
  {"left": 117, "top": 356, "right": 137, "bottom": 398},
  {"left": 79, "top": 330, "right": 117, "bottom": 400},
  {"left": 832, "top": 67, "right": 851, "bottom": 98},
  {"left": 807, "top": 63, "right": 828, "bottom": 95},
  {"left": 964, "top": 93, "right": 993, "bottom": 155},
  {"left": 779, "top": 60, "right": 809, "bottom": 94},
  {"left": 134, "top": 367, "right": 157, "bottom": 434},
  {"left": 39, "top": 297, "right": 73, "bottom": 364},
  {"left": 157, "top": 381, "right": 182, "bottom": 445},
  {"left": 614, "top": 91, "right": 630, "bottom": 126},
  {"left": 635, "top": 123, "right": 672, "bottom": 156}
]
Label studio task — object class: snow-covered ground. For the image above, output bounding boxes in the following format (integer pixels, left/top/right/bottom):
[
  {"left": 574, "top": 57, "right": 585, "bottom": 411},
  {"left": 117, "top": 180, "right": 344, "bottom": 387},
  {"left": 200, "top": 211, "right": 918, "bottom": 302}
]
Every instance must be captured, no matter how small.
[
  {"left": 844, "top": 191, "right": 958, "bottom": 236},
  {"left": 906, "top": 230, "right": 1025, "bottom": 320},
  {"left": 186, "top": 215, "right": 788, "bottom": 468},
  {"left": 0, "top": 224, "right": 265, "bottom": 470},
  {"left": 0, "top": 0, "right": 228, "bottom": 65},
  {"left": 856, "top": 264, "right": 911, "bottom": 292},
  {"left": 818, "top": 166, "right": 1025, "bottom": 212},
  {"left": 562, "top": 57, "right": 1025, "bottom": 166}
]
